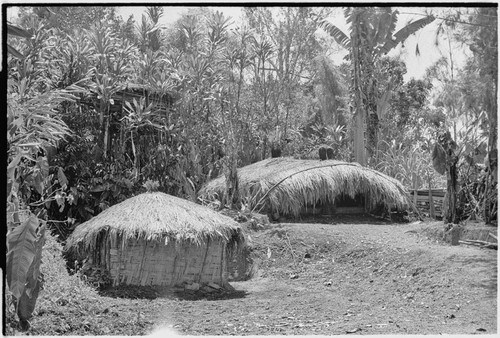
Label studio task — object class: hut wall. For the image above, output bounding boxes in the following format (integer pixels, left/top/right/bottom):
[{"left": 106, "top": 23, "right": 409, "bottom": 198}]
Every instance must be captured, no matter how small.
[
  {"left": 107, "top": 237, "right": 226, "bottom": 286},
  {"left": 227, "top": 243, "right": 254, "bottom": 281}
]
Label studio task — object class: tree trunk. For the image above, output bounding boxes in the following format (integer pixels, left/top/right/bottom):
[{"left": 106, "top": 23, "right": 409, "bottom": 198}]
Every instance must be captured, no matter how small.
[
  {"left": 262, "top": 137, "right": 268, "bottom": 160},
  {"left": 484, "top": 86, "right": 497, "bottom": 224},
  {"left": 439, "top": 131, "right": 459, "bottom": 224},
  {"left": 364, "top": 56, "right": 379, "bottom": 164},
  {"left": 445, "top": 160, "right": 459, "bottom": 224},
  {"left": 222, "top": 116, "right": 240, "bottom": 209},
  {"left": 351, "top": 9, "right": 366, "bottom": 166},
  {"left": 223, "top": 150, "right": 240, "bottom": 209},
  {"left": 353, "top": 109, "right": 366, "bottom": 165},
  {"left": 366, "top": 111, "right": 379, "bottom": 161},
  {"left": 135, "top": 139, "right": 141, "bottom": 176}
]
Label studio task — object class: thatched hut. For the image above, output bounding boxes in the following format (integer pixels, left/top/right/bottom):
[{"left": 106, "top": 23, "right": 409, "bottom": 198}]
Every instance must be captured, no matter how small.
[
  {"left": 65, "top": 192, "right": 244, "bottom": 287},
  {"left": 198, "top": 157, "right": 410, "bottom": 219}
]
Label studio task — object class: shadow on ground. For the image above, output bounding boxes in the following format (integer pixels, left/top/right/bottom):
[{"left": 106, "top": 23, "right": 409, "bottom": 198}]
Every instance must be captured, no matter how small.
[
  {"left": 279, "top": 214, "right": 392, "bottom": 225},
  {"left": 98, "top": 284, "right": 248, "bottom": 301},
  {"left": 175, "top": 289, "right": 248, "bottom": 301},
  {"left": 98, "top": 285, "right": 171, "bottom": 299}
]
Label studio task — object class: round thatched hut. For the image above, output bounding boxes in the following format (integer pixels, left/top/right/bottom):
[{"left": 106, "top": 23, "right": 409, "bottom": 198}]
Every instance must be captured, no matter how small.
[
  {"left": 65, "top": 192, "right": 244, "bottom": 288},
  {"left": 198, "top": 157, "right": 411, "bottom": 219}
]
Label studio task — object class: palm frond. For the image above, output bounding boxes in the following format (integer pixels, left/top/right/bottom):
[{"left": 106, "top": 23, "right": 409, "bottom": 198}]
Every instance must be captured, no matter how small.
[
  {"left": 319, "top": 20, "right": 351, "bottom": 50},
  {"left": 380, "top": 15, "right": 435, "bottom": 55},
  {"left": 7, "top": 23, "right": 32, "bottom": 38},
  {"left": 7, "top": 44, "right": 24, "bottom": 59},
  {"left": 7, "top": 23, "right": 31, "bottom": 59}
]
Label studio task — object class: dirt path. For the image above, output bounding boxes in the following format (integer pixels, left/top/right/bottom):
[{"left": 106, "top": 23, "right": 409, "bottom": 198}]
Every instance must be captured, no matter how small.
[{"left": 159, "top": 220, "right": 497, "bottom": 335}]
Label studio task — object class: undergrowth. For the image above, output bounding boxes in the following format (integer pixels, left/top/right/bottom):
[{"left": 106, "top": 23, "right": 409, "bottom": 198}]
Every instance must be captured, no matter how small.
[{"left": 5, "top": 232, "right": 102, "bottom": 335}]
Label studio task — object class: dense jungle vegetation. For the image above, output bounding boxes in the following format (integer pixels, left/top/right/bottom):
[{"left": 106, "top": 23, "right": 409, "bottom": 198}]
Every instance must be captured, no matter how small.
[{"left": 5, "top": 6, "right": 497, "bottom": 331}]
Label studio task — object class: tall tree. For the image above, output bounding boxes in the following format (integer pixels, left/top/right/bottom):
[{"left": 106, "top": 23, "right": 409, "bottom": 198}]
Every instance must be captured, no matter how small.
[
  {"left": 424, "top": 8, "right": 498, "bottom": 224},
  {"left": 460, "top": 8, "right": 497, "bottom": 223},
  {"left": 378, "top": 56, "right": 434, "bottom": 148},
  {"left": 244, "top": 7, "right": 330, "bottom": 157},
  {"left": 437, "top": 7, "right": 498, "bottom": 223},
  {"left": 164, "top": 9, "right": 254, "bottom": 205},
  {"left": 313, "top": 54, "right": 348, "bottom": 128},
  {"left": 320, "top": 7, "right": 435, "bottom": 165}
]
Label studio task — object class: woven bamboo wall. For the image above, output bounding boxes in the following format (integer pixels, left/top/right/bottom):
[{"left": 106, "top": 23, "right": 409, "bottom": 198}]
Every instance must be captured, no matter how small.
[
  {"left": 409, "top": 189, "right": 445, "bottom": 218},
  {"left": 226, "top": 243, "right": 253, "bottom": 281},
  {"left": 104, "top": 236, "right": 227, "bottom": 286}
]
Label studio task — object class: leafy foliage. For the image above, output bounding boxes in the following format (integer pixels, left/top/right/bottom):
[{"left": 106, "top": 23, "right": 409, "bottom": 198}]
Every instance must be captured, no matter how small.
[
  {"left": 377, "top": 140, "right": 445, "bottom": 191},
  {"left": 244, "top": 7, "right": 332, "bottom": 157},
  {"left": 28, "top": 6, "right": 120, "bottom": 35},
  {"left": 6, "top": 19, "right": 77, "bottom": 329},
  {"left": 7, "top": 216, "right": 41, "bottom": 300},
  {"left": 425, "top": 7, "right": 497, "bottom": 223}
]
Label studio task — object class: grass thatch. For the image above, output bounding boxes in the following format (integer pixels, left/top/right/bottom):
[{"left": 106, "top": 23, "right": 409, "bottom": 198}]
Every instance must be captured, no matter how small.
[
  {"left": 198, "top": 157, "right": 411, "bottom": 217},
  {"left": 65, "top": 192, "right": 242, "bottom": 254}
]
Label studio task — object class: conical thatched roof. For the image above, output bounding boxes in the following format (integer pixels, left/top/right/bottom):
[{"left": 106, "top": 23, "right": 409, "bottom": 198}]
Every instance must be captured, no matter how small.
[
  {"left": 66, "top": 192, "right": 242, "bottom": 253},
  {"left": 198, "top": 157, "right": 410, "bottom": 217}
]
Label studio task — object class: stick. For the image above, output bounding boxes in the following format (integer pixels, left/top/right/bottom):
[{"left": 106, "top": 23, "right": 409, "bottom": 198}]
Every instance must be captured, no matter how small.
[
  {"left": 488, "top": 233, "right": 497, "bottom": 241},
  {"left": 459, "top": 240, "right": 481, "bottom": 246},
  {"left": 459, "top": 240, "right": 498, "bottom": 249},
  {"left": 284, "top": 231, "right": 297, "bottom": 260},
  {"left": 462, "top": 239, "right": 494, "bottom": 245}
]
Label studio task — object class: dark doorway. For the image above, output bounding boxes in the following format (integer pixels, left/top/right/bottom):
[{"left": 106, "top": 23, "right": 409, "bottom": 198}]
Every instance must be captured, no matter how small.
[{"left": 335, "top": 193, "right": 365, "bottom": 214}]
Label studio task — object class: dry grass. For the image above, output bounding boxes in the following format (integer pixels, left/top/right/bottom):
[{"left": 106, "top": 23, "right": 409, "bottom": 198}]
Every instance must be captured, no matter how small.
[
  {"left": 199, "top": 157, "right": 410, "bottom": 216},
  {"left": 65, "top": 192, "right": 243, "bottom": 255}
]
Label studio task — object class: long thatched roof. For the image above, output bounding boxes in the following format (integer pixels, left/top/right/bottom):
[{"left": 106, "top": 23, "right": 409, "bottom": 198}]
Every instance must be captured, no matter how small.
[
  {"left": 198, "top": 157, "right": 410, "bottom": 216},
  {"left": 65, "top": 192, "right": 242, "bottom": 253}
]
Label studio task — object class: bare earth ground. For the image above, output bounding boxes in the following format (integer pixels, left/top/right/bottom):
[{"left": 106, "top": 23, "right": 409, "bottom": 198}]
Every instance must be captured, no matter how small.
[
  {"left": 15, "top": 217, "right": 497, "bottom": 336},
  {"left": 157, "top": 219, "right": 497, "bottom": 335}
]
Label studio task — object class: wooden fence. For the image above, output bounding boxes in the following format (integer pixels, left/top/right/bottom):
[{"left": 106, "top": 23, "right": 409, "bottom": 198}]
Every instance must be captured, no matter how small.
[{"left": 408, "top": 189, "right": 446, "bottom": 219}]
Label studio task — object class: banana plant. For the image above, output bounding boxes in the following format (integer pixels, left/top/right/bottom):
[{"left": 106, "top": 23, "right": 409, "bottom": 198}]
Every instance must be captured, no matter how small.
[{"left": 320, "top": 7, "right": 435, "bottom": 165}]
